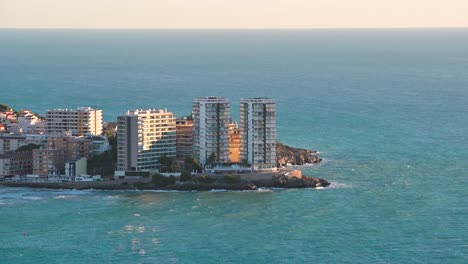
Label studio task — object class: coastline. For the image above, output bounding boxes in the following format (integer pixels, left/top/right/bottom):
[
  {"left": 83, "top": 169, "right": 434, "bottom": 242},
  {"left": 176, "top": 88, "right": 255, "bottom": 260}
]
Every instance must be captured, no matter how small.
[{"left": 0, "top": 173, "right": 330, "bottom": 191}]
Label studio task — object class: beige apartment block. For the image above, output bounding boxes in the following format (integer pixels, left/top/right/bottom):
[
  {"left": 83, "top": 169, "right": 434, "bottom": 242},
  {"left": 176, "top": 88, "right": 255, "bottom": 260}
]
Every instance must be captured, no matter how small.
[
  {"left": 32, "top": 149, "right": 65, "bottom": 175},
  {"left": 46, "top": 107, "right": 103, "bottom": 136}
]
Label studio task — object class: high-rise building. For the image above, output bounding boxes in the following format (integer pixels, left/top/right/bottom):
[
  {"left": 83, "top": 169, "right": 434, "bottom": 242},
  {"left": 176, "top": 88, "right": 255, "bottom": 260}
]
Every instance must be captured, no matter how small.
[
  {"left": 240, "top": 98, "right": 277, "bottom": 171},
  {"left": 192, "top": 97, "right": 230, "bottom": 166},
  {"left": 175, "top": 117, "right": 193, "bottom": 161},
  {"left": 46, "top": 107, "right": 103, "bottom": 136},
  {"left": 115, "top": 109, "right": 176, "bottom": 175}
]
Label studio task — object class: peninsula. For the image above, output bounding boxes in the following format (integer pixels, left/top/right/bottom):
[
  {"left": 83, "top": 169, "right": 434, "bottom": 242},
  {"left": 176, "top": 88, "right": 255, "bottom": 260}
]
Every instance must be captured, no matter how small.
[{"left": 0, "top": 99, "right": 330, "bottom": 191}]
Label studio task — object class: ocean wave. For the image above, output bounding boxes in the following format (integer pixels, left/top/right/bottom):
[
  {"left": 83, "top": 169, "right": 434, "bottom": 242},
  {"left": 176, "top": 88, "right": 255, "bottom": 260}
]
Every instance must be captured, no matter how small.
[
  {"left": 53, "top": 195, "right": 76, "bottom": 199},
  {"left": 328, "top": 182, "right": 353, "bottom": 189}
]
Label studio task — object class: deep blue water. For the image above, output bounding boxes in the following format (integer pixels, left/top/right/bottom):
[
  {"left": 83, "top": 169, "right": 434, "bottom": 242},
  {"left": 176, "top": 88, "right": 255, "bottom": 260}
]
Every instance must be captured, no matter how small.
[{"left": 0, "top": 29, "right": 467, "bottom": 263}]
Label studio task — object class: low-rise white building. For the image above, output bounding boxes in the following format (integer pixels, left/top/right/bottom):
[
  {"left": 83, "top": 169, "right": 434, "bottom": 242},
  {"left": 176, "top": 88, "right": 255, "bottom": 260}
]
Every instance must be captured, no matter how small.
[
  {"left": 17, "top": 110, "right": 45, "bottom": 133},
  {"left": 64, "top": 157, "right": 87, "bottom": 177}
]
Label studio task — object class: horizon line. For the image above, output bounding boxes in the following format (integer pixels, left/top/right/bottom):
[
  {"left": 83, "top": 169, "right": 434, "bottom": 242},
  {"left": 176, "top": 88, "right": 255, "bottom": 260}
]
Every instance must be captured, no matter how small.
[{"left": 1, "top": 26, "right": 467, "bottom": 31}]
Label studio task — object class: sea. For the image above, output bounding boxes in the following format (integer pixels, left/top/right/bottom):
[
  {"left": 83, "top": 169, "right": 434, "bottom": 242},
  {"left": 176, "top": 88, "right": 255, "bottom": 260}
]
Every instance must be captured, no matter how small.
[{"left": 0, "top": 29, "right": 467, "bottom": 263}]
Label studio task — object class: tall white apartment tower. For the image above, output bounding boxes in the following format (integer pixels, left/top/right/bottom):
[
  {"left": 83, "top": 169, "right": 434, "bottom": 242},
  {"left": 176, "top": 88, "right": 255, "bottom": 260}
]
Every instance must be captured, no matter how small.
[
  {"left": 115, "top": 109, "right": 176, "bottom": 174},
  {"left": 240, "top": 98, "right": 277, "bottom": 171},
  {"left": 46, "top": 107, "right": 103, "bottom": 136},
  {"left": 192, "top": 97, "right": 231, "bottom": 166}
]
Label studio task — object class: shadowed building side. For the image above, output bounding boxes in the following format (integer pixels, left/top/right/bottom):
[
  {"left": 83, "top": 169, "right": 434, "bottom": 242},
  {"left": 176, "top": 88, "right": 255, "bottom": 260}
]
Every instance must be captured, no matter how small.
[{"left": 115, "top": 109, "right": 176, "bottom": 179}]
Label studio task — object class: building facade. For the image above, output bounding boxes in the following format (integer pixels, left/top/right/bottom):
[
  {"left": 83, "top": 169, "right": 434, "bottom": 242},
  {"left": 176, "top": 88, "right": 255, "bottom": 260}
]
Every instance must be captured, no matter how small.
[
  {"left": 115, "top": 109, "right": 176, "bottom": 175},
  {"left": 64, "top": 157, "right": 87, "bottom": 177},
  {"left": 32, "top": 149, "right": 65, "bottom": 175},
  {"left": 240, "top": 98, "right": 277, "bottom": 171},
  {"left": 47, "top": 136, "right": 92, "bottom": 161},
  {"left": 229, "top": 122, "right": 241, "bottom": 163},
  {"left": 0, "top": 134, "right": 27, "bottom": 154},
  {"left": 46, "top": 107, "right": 103, "bottom": 136},
  {"left": 192, "top": 97, "right": 231, "bottom": 166},
  {"left": 0, "top": 151, "right": 33, "bottom": 176},
  {"left": 175, "top": 117, "right": 193, "bottom": 162}
]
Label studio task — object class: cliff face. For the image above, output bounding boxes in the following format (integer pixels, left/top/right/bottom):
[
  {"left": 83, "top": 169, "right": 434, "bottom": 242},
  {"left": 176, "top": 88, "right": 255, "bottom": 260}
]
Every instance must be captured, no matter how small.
[{"left": 276, "top": 142, "right": 322, "bottom": 167}]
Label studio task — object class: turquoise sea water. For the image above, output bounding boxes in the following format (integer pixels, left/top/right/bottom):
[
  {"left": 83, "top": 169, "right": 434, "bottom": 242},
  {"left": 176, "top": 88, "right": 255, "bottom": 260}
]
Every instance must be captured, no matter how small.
[{"left": 0, "top": 29, "right": 467, "bottom": 263}]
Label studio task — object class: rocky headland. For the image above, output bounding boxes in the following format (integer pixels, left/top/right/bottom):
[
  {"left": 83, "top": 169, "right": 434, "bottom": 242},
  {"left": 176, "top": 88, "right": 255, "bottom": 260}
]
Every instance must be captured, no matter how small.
[{"left": 276, "top": 142, "right": 322, "bottom": 166}]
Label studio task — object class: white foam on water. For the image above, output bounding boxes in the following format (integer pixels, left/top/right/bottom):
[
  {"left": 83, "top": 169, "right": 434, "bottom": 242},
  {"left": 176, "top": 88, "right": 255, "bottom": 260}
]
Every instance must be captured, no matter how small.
[
  {"left": 105, "top": 195, "right": 121, "bottom": 199},
  {"left": 133, "top": 213, "right": 141, "bottom": 217},
  {"left": 209, "top": 189, "right": 227, "bottom": 192},
  {"left": 25, "top": 196, "right": 43, "bottom": 200},
  {"left": 152, "top": 238, "right": 159, "bottom": 245},
  {"left": 53, "top": 195, "right": 76, "bottom": 199},
  {"left": 328, "top": 182, "right": 353, "bottom": 189},
  {"left": 256, "top": 188, "right": 273, "bottom": 192}
]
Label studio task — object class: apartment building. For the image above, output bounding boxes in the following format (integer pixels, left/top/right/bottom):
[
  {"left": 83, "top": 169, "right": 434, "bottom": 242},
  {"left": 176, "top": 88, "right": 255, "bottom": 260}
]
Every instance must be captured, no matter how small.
[
  {"left": 240, "top": 98, "right": 277, "bottom": 171},
  {"left": 175, "top": 117, "right": 193, "bottom": 161},
  {"left": 115, "top": 109, "right": 176, "bottom": 175},
  {"left": 46, "top": 107, "right": 103, "bottom": 136},
  {"left": 192, "top": 97, "right": 231, "bottom": 166},
  {"left": 0, "top": 151, "right": 33, "bottom": 176},
  {"left": 32, "top": 149, "right": 65, "bottom": 175}
]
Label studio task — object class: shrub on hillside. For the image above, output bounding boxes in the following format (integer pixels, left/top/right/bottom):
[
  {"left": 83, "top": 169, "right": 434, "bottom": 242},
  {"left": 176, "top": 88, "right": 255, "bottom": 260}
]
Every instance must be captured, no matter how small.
[
  {"left": 223, "top": 174, "right": 240, "bottom": 184},
  {"left": 152, "top": 173, "right": 176, "bottom": 187},
  {"left": 180, "top": 170, "right": 192, "bottom": 182},
  {"left": 193, "top": 175, "right": 216, "bottom": 184}
]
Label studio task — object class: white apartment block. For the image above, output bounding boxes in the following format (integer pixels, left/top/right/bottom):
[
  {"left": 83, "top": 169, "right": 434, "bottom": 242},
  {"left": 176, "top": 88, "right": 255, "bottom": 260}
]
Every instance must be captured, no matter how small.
[
  {"left": 192, "top": 96, "right": 231, "bottom": 166},
  {"left": 240, "top": 98, "right": 277, "bottom": 171},
  {"left": 46, "top": 107, "right": 103, "bottom": 136},
  {"left": 17, "top": 110, "right": 46, "bottom": 133},
  {"left": 115, "top": 109, "right": 176, "bottom": 175}
]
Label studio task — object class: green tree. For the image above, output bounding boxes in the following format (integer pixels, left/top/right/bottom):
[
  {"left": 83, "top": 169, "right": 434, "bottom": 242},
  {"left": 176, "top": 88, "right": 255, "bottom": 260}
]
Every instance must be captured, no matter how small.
[
  {"left": 223, "top": 174, "right": 240, "bottom": 184},
  {"left": 180, "top": 170, "right": 192, "bottom": 182},
  {"left": 158, "top": 155, "right": 174, "bottom": 173},
  {"left": 184, "top": 156, "right": 202, "bottom": 173},
  {"left": 207, "top": 152, "right": 216, "bottom": 166},
  {"left": 87, "top": 135, "right": 117, "bottom": 177},
  {"left": 151, "top": 173, "right": 176, "bottom": 187},
  {"left": 194, "top": 175, "right": 216, "bottom": 184},
  {"left": 15, "top": 144, "right": 40, "bottom": 152}
]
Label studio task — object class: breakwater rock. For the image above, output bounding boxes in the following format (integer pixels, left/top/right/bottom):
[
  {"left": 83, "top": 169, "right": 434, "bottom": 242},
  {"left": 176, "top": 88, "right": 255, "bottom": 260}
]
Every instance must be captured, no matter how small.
[{"left": 276, "top": 142, "right": 322, "bottom": 166}]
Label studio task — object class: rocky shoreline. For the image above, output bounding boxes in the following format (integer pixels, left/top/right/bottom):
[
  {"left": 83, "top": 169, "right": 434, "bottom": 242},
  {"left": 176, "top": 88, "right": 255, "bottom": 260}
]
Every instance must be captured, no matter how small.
[
  {"left": 0, "top": 174, "right": 330, "bottom": 191},
  {"left": 276, "top": 142, "right": 322, "bottom": 166}
]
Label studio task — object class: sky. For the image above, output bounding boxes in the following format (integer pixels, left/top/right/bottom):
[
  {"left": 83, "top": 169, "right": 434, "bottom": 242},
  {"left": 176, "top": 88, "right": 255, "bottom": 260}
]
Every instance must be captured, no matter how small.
[{"left": 1, "top": 0, "right": 468, "bottom": 29}]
